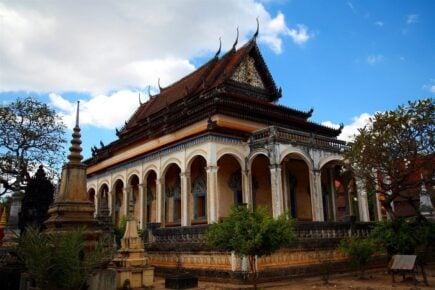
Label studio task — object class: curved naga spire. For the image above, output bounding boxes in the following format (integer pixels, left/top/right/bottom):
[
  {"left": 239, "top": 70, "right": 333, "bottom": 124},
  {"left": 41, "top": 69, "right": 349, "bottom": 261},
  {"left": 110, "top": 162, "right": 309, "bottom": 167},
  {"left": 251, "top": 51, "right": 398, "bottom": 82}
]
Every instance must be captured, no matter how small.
[
  {"left": 253, "top": 17, "right": 259, "bottom": 39},
  {"left": 214, "top": 37, "right": 222, "bottom": 58},
  {"left": 158, "top": 78, "right": 163, "bottom": 92},
  {"left": 138, "top": 92, "right": 142, "bottom": 105},
  {"left": 148, "top": 85, "right": 153, "bottom": 98},
  {"left": 232, "top": 27, "right": 239, "bottom": 51},
  {"left": 67, "top": 101, "right": 83, "bottom": 163}
]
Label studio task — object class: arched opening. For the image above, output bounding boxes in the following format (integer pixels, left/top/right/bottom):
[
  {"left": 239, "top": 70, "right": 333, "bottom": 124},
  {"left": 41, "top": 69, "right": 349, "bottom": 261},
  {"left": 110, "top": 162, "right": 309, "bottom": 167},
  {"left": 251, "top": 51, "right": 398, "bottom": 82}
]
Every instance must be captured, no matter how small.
[
  {"left": 164, "top": 164, "right": 181, "bottom": 226},
  {"left": 113, "top": 179, "right": 124, "bottom": 226},
  {"left": 281, "top": 154, "right": 312, "bottom": 221},
  {"left": 145, "top": 171, "right": 157, "bottom": 224},
  {"left": 217, "top": 154, "right": 242, "bottom": 219},
  {"left": 128, "top": 175, "right": 140, "bottom": 224},
  {"left": 88, "top": 188, "right": 96, "bottom": 214},
  {"left": 333, "top": 167, "right": 360, "bottom": 222},
  {"left": 190, "top": 156, "right": 207, "bottom": 224},
  {"left": 320, "top": 161, "right": 341, "bottom": 221},
  {"left": 98, "top": 184, "right": 110, "bottom": 215},
  {"left": 251, "top": 154, "right": 272, "bottom": 215}
]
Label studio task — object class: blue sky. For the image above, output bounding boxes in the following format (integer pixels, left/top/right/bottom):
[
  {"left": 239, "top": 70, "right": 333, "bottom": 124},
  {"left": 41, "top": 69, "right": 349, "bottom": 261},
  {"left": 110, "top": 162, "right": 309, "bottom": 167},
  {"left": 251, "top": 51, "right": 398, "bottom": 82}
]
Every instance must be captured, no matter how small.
[{"left": 0, "top": 0, "right": 434, "bottom": 159}]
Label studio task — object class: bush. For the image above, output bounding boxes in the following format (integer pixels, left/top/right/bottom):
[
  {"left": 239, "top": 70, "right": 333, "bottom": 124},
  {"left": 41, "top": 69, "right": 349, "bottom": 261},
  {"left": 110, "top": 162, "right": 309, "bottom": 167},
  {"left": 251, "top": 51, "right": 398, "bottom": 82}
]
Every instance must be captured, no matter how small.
[
  {"left": 16, "top": 226, "right": 112, "bottom": 290},
  {"left": 339, "top": 236, "right": 377, "bottom": 279},
  {"left": 370, "top": 218, "right": 435, "bottom": 257}
]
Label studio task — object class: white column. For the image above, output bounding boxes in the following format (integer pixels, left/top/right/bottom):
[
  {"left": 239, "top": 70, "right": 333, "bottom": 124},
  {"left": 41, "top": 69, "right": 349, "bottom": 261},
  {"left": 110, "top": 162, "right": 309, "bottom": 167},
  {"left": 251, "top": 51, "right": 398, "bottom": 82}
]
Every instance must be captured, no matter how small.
[
  {"left": 310, "top": 169, "right": 324, "bottom": 221},
  {"left": 94, "top": 192, "right": 99, "bottom": 217},
  {"left": 109, "top": 190, "right": 114, "bottom": 222},
  {"left": 156, "top": 178, "right": 164, "bottom": 224},
  {"left": 139, "top": 183, "right": 146, "bottom": 229},
  {"left": 242, "top": 169, "right": 252, "bottom": 207},
  {"left": 355, "top": 178, "right": 370, "bottom": 222},
  {"left": 123, "top": 187, "right": 130, "bottom": 218},
  {"left": 206, "top": 166, "right": 219, "bottom": 223},
  {"left": 180, "top": 171, "right": 191, "bottom": 226},
  {"left": 329, "top": 167, "right": 337, "bottom": 221},
  {"left": 282, "top": 165, "right": 289, "bottom": 212},
  {"left": 270, "top": 165, "right": 284, "bottom": 218}
]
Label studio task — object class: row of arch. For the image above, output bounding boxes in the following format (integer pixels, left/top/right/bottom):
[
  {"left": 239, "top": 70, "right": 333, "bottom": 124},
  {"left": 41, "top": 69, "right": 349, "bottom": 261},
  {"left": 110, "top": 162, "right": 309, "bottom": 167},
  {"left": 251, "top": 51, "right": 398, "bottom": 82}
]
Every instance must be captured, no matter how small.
[{"left": 88, "top": 151, "right": 370, "bottom": 228}]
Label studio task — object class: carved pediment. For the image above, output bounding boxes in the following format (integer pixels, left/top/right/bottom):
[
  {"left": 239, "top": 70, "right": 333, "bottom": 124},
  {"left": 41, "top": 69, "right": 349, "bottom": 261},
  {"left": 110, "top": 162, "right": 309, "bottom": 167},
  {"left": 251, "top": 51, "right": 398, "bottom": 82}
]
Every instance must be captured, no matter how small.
[{"left": 230, "top": 56, "right": 265, "bottom": 89}]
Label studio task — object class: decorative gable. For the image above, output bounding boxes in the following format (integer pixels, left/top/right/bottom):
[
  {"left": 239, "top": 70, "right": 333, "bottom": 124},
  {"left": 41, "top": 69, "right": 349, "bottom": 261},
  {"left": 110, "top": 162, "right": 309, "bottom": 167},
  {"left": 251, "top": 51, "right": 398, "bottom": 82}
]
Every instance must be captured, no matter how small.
[{"left": 230, "top": 56, "right": 265, "bottom": 89}]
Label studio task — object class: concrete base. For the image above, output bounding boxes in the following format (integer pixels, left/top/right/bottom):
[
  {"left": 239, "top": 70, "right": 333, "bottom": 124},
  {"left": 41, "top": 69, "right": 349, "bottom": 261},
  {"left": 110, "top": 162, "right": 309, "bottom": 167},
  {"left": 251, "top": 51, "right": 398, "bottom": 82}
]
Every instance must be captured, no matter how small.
[
  {"left": 88, "top": 269, "right": 116, "bottom": 290},
  {"left": 165, "top": 274, "right": 198, "bottom": 289},
  {"left": 114, "top": 266, "right": 154, "bottom": 289}
]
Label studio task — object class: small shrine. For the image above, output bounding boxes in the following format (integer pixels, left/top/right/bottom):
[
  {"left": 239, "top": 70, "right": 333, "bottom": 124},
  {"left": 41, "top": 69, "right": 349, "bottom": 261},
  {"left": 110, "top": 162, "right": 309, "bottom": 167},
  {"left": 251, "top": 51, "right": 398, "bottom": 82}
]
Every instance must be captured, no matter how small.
[{"left": 111, "top": 193, "right": 154, "bottom": 289}]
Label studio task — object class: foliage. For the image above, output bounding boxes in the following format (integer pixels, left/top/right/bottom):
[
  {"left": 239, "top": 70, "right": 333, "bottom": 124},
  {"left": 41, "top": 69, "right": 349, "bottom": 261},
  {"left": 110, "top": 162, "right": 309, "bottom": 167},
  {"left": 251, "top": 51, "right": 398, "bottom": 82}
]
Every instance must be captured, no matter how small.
[
  {"left": 370, "top": 218, "right": 435, "bottom": 257},
  {"left": 113, "top": 215, "right": 127, "bottom": 247},
  {"left": 18, "top": 165, "right": 54, "bottom": 233},
  {"left": 16, "top": 226, "right": 112, "bottom": 290},
  {"left": 0, "top": 97, "right": 66, "bottom": 196},
  {"left": 206, "top": 206, "right": 295, "bottom": 278},
  {"left": 339, "top": 236, "right": 378, "bottom": 279},
  {"left": 344, "top": 98, "right": 434, "bottom": 219}
]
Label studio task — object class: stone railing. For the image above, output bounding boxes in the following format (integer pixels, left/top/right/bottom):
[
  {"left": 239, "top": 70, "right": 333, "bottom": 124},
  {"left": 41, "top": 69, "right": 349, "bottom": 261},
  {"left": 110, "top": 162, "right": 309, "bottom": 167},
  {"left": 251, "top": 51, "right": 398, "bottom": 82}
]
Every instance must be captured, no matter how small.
[
  {"left": 146, "top": 221, "right": 375, "bottom": 248},
  {"left": 250, "top": 126, "right": 350, "bottom": 153}
]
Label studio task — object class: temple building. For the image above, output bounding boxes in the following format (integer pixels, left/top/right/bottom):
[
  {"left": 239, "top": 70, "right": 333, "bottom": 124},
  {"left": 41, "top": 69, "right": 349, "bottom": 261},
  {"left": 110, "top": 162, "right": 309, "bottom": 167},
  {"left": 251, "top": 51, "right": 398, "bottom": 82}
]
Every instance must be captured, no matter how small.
[{"left": 85, "top": 33, "right": 376, "bottom": 229}]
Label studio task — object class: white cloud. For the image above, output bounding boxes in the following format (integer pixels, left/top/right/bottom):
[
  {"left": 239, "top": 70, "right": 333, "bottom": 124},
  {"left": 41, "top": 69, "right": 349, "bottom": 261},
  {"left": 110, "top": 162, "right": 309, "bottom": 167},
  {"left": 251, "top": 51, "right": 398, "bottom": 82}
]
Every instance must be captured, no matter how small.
[
  {"left": 374, "top": 21, "right": 384, "bottom": 27},
  {"left": 406, "top": 14, "right": 419, "bottom": 24},
  {"left": 287, "top": 24, "right": 311, "bottom": 46},
  {"left": 0, "top": 0, "right": 312, "bottom": 93},
  {"left": 49, "top": 90, "right": 146, "bottom": 129},
  {"left": 366, "top": 54, "right": 384, "bottom": 65},
  {"left": 422, "top": 80, "right": 435, "bottom": 94},
  {"left": 322, "top": 113, "right": 373, "bottom": 142}
]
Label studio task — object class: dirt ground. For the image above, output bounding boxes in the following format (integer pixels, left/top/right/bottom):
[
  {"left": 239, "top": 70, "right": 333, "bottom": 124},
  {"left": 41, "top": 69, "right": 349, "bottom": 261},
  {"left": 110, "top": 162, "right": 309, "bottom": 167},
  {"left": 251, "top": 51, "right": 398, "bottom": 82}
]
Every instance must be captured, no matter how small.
[{"left": 154, "top": 264, "right": 435, "bottom": 290}]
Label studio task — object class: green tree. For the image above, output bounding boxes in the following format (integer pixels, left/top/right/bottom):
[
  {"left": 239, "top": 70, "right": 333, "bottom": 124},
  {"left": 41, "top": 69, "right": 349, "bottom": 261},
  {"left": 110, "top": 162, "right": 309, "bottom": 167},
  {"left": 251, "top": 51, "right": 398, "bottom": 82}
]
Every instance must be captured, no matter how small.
[
  {"left": 0, "top": 97, "right": 66, "bottom": 196},
  {"left": 344, "top": 98, "right": 434, "bottom": 220},
  {"left": 339, "top": 236, "right": 378, "bottom": 279},
  {"left": 205, "top": 206, "right": 295, "bottom": 281}
]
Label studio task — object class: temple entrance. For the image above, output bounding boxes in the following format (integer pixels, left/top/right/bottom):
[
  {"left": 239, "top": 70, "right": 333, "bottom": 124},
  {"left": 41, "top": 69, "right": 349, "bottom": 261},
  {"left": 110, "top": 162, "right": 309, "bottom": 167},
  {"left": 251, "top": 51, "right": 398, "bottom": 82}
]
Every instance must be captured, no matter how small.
[
  {"left": 190, "top": 156, "right": 207, "bottom": 224},
  {"left": 128, "top": 175, "right": 140, "bottom": 225},
  {"left": 113, "top": 179, "right": 124, "bottom": 226},
  {"left": 145, "top": 170, "right": 157, "bottom": 224},
  {"left": 217, "top": 154, "right": 242, "bottom": 219},
  {"left": 251, "top": 154, "right": 272, "bottom": 215},
  {"left": 163, "top": 164, "right": 181, "bottom": 226},
  {"left": 281, "top": 154, "right": 312, "bottom": 221}
]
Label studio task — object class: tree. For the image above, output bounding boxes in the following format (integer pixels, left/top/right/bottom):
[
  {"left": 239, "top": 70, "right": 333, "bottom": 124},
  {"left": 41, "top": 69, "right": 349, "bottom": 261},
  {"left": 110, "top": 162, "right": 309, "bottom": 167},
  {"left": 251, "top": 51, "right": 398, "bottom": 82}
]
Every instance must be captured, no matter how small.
[
  {"left": 0, "top": 97, "right": 66, "bottom": 196},
  {"left": 18, "top": 165, "right": 54, "bottom": 233},
  {"left": 205, "top": 206, "right": 295, "bottom": 282},
  {"left": 344, "top": 98, "right": 434, "bottom": 220}
]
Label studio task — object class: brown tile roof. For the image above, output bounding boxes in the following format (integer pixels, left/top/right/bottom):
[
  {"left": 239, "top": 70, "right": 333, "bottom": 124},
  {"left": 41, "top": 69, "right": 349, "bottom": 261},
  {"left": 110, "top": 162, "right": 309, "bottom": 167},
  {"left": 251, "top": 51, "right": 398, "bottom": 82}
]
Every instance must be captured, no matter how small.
[{"left": 121, "top": 39, "right": 281, "bottom": 135}]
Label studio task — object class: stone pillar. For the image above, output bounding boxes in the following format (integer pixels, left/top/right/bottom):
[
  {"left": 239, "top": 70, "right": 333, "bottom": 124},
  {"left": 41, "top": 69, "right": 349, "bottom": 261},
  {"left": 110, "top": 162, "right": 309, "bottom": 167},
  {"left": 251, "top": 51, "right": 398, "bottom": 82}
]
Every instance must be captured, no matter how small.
[
  {"left": 180, "top": 171, "right": 191, "bottom": 226},
  {"left": 242, "top": 169, "right": 252, "bottom": 208},
  {"left": 310, "top": 169, "right": 324, "bottom": 221},
  {"left": 329, "top": 167, "right": 337, "bottom": 221},
  {"left": 109, "top": 190, "right": 114, "bottom": 222},
  {"left": 282, "top": 165, "right": 289, "bottom": 212},
  {"left": 94, "top": 192, "right": 99, "bottom": 217},
  {"left": 3, "top": 190, "right": 23, "bottom": 247},
  {"left": 139, "top": 183, "right": 145, "bottom": 229},
  {"left": 355, "top": 178, "right": 370, "bottom": 222},
  {"left": 206, "top": 166, "right": 219, "bottom": 223},
  {"left": 123, "top": 187, "right": 130, "bottom": 219},
  {"left": 156, "top": 178, "right": 164, "bottom": 224},
  {"left": 269, "top": 165, "right": 284, "bottom": 218}
]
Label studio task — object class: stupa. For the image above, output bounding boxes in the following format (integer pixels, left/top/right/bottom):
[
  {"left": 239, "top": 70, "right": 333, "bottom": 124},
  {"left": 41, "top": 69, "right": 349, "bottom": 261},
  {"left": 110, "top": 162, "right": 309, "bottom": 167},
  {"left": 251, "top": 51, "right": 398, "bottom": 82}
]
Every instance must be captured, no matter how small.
[
  {"left": 44, "top": 101, "right": 101, "bottom": 247},
  {"left": 111, "top": 191, "right": 154, "bottom": 289}
]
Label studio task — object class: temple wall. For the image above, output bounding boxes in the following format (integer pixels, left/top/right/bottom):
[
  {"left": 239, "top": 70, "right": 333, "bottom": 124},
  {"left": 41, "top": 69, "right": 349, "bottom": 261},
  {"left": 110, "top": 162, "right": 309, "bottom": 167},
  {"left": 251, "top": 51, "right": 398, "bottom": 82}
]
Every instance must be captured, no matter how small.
[{"left": 87, "top": 129, "right": 371, "bottom": 226}]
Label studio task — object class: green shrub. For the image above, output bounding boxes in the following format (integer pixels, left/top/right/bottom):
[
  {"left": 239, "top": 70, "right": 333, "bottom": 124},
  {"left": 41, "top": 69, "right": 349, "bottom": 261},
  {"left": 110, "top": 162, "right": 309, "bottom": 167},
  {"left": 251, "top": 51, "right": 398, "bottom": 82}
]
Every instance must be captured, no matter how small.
[
  {"left": 16, "top": 226, "right": 112, "bottom": 290},
  {"left": 339, "top": 236, "right": 377, "bottom": 279},
  {"left": 370, "top": 218, "right": 435, "bottom": 257}
]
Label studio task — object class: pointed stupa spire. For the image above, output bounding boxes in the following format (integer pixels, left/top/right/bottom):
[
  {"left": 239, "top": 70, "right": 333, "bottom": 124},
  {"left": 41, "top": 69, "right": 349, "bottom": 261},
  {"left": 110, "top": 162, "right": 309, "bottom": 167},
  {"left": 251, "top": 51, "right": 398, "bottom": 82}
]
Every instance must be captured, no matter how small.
[{"left": 67, "top": 101, "right": 83, "bottom": 163}]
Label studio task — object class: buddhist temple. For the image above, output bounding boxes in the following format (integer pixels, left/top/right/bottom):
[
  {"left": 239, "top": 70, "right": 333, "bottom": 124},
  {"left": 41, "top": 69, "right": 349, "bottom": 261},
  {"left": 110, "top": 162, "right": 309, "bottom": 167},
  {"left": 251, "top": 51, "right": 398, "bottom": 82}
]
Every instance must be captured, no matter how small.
[{"left": 85, "top": 30, "right": 377, "bottom": 279}]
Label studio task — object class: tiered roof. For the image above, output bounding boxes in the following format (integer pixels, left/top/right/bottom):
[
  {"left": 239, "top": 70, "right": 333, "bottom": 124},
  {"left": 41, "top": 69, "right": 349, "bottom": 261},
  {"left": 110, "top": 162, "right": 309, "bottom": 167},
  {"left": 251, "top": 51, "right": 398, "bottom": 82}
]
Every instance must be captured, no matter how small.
[{"left": 87, "top": 37, "right": 342, "bottom": 167}]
